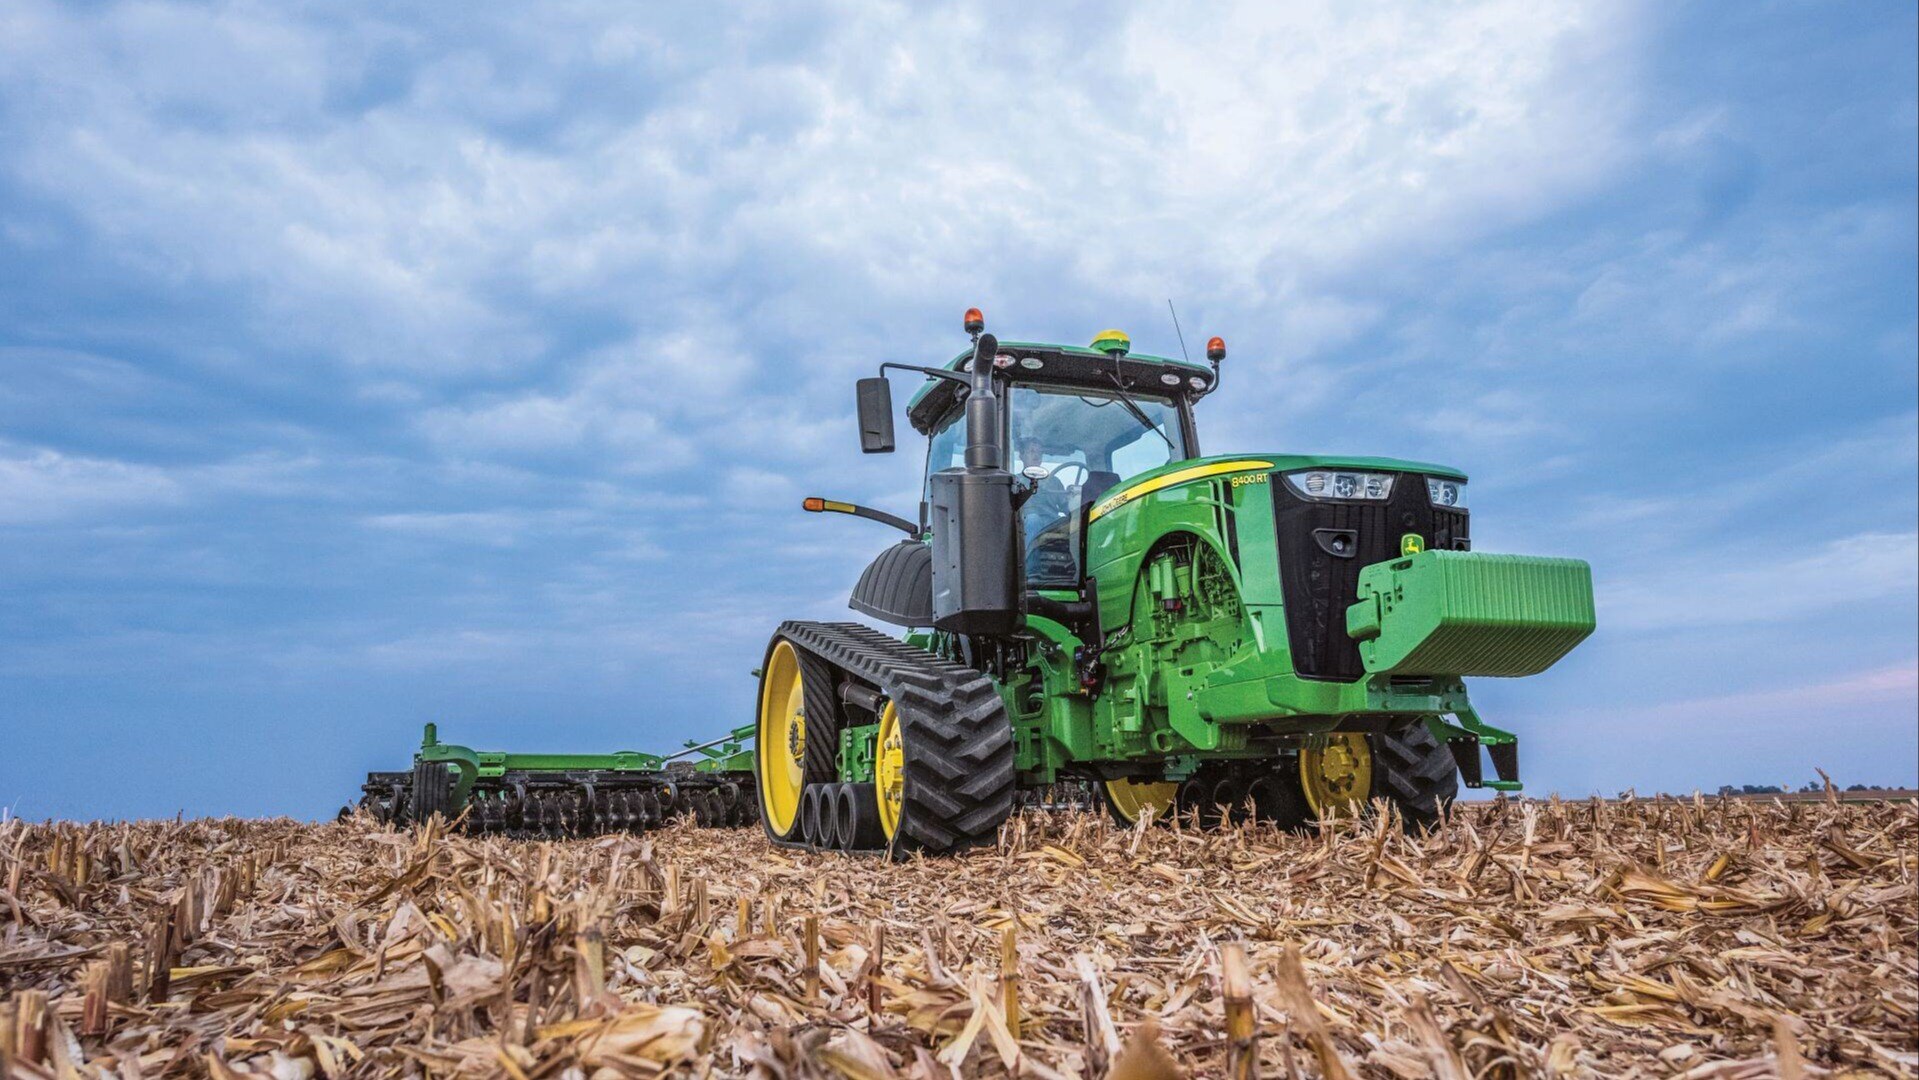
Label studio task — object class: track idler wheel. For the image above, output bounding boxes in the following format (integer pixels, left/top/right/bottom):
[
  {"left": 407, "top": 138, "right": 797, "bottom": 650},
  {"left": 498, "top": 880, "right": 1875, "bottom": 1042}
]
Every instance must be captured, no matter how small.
[
  {"left": 1151, "top": 763, "right": 1318, "bottom": 832},
  {"left": 800, "top": 785, "right": 830, "bottom": 848},
  {"left": 756, "top": 638, "right": 842, "bottom": 843},
  {"left": 1172, "top": 770, "right": 1230, "bottom": 827},
  {"left": 1100, "top": 777, "right": 1179, "bottom": 827},
  {"left": 1174, "top": 777, "right": 1214, "bottom": 827},
  {"left": 1206, "top": 773, "right": 1252, "bottom": 824}
]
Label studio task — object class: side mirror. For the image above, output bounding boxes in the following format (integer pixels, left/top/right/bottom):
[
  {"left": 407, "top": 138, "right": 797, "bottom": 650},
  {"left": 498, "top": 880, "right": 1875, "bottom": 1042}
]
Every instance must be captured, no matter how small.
[{"left": 856, "top": 377, "right": 895, "bottom": 453}]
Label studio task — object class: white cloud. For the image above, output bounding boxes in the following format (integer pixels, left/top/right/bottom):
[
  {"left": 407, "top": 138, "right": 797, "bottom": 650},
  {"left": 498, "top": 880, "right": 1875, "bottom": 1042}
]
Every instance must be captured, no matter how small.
[
  {"left": 418, "top": 395, "right": 597, "bottom": 455},
  {"left": 0, "top": 444, "right": 184, "bottom": 523},
  {"left": 0, "top": 1, "right": 1643, "bottom": 382},
  {"left": 1542, "top": 661, "right": 1918, "bottom": 751},
  {"left": 1562, "top": 413, "right": 1917, "bottom": 542},
  {"left": 363, "top": 628, "right": 522, "bottom": 671},
  {"left": 1599, "top": 530, "right": 1919, "bottom": 632},
  {"left": 1527, "top": 660, "right": 1918, "bottom": 794},
  {"left": 362, "top": 509, "right": 554, "bottom": 545}
]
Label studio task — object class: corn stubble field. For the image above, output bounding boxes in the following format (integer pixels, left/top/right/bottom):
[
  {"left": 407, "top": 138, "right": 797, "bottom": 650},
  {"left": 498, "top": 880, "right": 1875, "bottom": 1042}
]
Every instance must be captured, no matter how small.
[{"left": 2, "top": 797, "right": 1914, "bottom": 1079}]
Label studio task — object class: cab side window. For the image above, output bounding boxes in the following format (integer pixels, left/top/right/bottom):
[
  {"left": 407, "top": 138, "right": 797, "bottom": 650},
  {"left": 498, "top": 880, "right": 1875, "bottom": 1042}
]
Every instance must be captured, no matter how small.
[
  {"left": 1108, "top": 424, "right": 1176, "bottom": 480},
  {"left": 922, "top": 410, "right": 966, "bottom": 501}
]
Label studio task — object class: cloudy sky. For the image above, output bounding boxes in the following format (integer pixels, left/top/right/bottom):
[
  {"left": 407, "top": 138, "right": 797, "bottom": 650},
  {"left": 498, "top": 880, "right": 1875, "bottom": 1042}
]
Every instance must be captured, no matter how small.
[{"left": 2, "top": 1, "right": 1914, "bottom": 820}]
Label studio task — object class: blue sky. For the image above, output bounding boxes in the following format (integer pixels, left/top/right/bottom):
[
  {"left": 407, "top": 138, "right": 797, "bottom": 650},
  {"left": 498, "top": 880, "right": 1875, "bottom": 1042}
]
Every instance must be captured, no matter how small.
[{"left": 1, "top": 2, "right": 1913, "bottom": 820}]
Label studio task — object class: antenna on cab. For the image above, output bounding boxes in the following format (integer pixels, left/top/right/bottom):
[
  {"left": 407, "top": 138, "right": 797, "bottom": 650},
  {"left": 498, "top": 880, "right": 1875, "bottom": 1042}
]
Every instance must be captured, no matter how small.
[{"left": 1167, "top": 299, "right": 1191, "bottom": 365}]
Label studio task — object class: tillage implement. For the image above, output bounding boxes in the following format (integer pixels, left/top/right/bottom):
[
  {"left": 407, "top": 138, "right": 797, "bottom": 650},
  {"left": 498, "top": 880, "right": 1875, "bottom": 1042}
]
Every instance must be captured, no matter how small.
[
  {"left": 759, "top": 309, "right": 1595, "bottom": 855},
  {"left": 354, "top": 722, "right": 756, "bottom": 835}
]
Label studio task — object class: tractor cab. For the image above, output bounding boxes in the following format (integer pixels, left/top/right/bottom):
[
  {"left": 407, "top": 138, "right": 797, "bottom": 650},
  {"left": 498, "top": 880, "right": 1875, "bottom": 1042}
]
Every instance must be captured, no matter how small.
[
  {"left": 906, "top": 331, "right": 1214, "bottom": 586},
  {"left": 826, "top": 313, "right": 1229, "bottom": 635}
]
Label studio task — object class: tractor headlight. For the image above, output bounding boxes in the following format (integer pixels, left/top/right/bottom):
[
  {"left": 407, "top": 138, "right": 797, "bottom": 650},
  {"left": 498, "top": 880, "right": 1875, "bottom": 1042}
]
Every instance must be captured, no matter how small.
[
  {"left": 1426, "top": 478, "right": 1466, "bottom": 508},
  {"left": 1284, "top": 469, "right": 1395, "bottom": 501}
]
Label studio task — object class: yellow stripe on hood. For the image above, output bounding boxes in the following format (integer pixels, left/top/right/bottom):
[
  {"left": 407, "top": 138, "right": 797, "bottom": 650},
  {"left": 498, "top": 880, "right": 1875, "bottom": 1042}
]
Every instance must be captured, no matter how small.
[{"left": 1087, "top": 459, "right": 1274, "bottom": 522}]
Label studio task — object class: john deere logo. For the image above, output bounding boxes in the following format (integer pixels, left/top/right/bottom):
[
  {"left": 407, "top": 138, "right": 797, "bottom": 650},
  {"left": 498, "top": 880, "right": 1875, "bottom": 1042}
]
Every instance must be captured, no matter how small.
[{"left": 1400, "top": 534, "right": 1424, "bottom": 556}]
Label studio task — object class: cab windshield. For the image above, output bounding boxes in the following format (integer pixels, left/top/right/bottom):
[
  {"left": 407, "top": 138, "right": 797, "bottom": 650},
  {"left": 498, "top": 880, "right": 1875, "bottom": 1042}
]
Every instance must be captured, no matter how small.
[{"left": 923, "top": 383, "right": 1190, "bottom": 586}]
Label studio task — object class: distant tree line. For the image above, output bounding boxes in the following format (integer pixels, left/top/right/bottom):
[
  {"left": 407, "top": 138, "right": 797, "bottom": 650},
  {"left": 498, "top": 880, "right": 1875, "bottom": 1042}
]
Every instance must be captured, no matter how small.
[{"left": 1714, "top": 782, "right": 1906, "bottom": 796}]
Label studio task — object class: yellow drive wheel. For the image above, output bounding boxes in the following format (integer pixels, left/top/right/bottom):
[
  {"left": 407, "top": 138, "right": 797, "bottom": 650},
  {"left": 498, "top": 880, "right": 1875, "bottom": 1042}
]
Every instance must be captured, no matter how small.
[
  {"left": 1102, "top": 777, "right": 1180, "bottom": 826},
  {"left": 874, "top": 700, "right": 904, "bottom": 841},
  {"left": 1299, "top": 733, "right": 1374, "bottom": 819},
  {"left": 756, "top": 640, "right": 808, "bottom": 839}
]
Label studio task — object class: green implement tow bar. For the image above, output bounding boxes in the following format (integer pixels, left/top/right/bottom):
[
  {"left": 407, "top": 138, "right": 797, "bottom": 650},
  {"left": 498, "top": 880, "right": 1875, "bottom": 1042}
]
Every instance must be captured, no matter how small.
[
  {"left": 685, "top": 724, "right": 757, "bottom": 774},
  {"left": 1347, "top": 550, "right": 1596, "bottom": 677}
]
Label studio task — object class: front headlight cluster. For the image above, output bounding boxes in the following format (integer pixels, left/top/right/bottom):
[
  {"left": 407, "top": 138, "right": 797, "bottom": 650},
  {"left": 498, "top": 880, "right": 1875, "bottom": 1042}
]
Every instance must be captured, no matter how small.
[
  {"left": 1284, "top": 469, "right": 1469, "bottom": 506},
  {"left": 1284, "top": 469, "right": 1394, "bottom": 501},
  {"left": 1426, "top": 478, "right": 1467, "bottom": 508}
]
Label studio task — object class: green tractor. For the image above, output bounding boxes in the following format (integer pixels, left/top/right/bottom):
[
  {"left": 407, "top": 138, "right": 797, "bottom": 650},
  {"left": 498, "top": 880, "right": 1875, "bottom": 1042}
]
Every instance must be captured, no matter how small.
[{"left": 757, "top": 309, "right": 1595, "bottom": 854}]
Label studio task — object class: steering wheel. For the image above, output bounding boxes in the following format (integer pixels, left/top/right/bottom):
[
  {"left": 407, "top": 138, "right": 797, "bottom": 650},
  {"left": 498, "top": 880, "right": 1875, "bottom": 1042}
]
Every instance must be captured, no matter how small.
[{"left": 1038, "top": 461, "right": 1091, "bottom": 489}]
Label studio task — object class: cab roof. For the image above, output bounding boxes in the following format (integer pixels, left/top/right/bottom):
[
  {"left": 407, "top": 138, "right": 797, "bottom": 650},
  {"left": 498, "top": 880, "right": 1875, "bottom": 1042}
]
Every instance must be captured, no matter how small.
[{"left": 905, "top": 340, "right": 1214, "bottom": 435}]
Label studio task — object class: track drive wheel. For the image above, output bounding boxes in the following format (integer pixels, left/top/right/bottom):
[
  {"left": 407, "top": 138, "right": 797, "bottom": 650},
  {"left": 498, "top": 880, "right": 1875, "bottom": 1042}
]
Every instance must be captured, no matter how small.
[
  {"left": 756, "top": 638, "right": 842, "bottom": 843},
  {"left": 1371, "top": 721, "right": 1460, "bottom": 829},
  {"left": 872, "top": 680, "right": 1014, "bottom": 856},
  {"left": 1298, "top": 733, "right": 1373, "bottom": 820},
  {"left": 1100, "top": 777, "right": 1180, "bottom": 827}
]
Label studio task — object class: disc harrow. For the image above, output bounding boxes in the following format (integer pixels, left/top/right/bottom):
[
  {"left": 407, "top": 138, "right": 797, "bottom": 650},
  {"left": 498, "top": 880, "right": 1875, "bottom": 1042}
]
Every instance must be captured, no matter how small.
[
  {"left": 350, "top": 725, "right": 757, "bottom": 839},
  {"left": 356, "top": 766, "right": 755, "bottom": 836}
]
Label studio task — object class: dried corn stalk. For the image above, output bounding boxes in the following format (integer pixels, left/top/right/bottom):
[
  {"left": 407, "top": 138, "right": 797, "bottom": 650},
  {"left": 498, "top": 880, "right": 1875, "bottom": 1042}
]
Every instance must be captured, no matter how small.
[{"left": 0, "top": 797, "right": 1911, "bottom": 1078}]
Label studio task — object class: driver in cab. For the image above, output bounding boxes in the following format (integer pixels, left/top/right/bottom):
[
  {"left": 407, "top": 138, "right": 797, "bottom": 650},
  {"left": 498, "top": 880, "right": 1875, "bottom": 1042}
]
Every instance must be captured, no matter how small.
[{"left": 1016, "top": 435, "right": 1075, "bottom": 581}]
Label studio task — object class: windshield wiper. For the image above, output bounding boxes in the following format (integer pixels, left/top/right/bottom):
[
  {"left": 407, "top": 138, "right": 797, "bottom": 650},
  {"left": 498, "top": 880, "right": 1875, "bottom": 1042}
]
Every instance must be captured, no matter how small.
[{"left": 1105, "top": 372, "right": 1177, "bottom": 453}]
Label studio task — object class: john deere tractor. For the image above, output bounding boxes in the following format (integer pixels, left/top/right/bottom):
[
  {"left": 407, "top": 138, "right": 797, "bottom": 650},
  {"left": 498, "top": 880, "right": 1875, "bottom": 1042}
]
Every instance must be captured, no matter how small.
[{"left": 757, "top": 310, "right": 1595, "bottom": 854}]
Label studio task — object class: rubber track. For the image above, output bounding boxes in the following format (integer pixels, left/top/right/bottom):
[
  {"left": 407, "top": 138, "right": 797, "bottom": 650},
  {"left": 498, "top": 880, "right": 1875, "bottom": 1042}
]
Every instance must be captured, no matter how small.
[
  {"left": 796, "top": 650, "right": 845, "bottom": 792},
  {"left": 771, "top": 621, "right": 1015, "bottom": 855},
  {"left": 1371, "top": 722, "right": 1460, "bottom": 829}
]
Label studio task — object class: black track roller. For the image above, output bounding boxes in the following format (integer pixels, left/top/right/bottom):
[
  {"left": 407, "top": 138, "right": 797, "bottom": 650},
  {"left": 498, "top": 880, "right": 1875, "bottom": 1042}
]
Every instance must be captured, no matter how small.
[
  {"left": 801, "top": 785, "right": 827, "bottom": 847},
  {"left": 837, "top": 782, "right": 886, "bottom": 850},
  {"left": 1247, "top": 770, "right": 1311, "bottom": 831}
]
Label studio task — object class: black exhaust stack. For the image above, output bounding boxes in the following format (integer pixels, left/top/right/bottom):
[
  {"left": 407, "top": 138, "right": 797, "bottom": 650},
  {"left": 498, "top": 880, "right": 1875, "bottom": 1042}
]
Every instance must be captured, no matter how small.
[{"left": 928, "top": 330, "right": 1021, "bottom": 636}]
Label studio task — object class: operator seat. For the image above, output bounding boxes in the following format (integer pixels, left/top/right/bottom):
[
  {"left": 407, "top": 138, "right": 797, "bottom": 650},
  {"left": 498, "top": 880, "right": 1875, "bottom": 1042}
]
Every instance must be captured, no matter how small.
[
  {"left": 1079, "top": 469, "right": 1122, "bottom": 509},
  {"left": 1029, "top": 469, "right": 1125, "bottom": 586}
]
